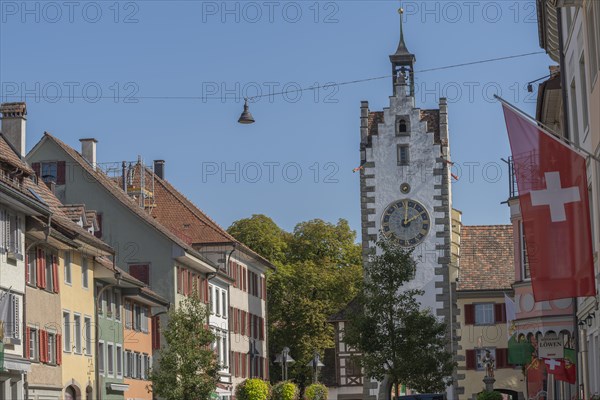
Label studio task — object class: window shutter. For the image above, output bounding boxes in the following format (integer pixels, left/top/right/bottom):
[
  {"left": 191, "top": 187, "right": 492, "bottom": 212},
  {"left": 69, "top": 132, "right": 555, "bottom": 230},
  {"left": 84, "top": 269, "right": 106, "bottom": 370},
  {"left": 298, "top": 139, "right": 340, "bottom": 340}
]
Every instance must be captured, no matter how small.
[
  {"left": 37, "top": 248, "right": 45, "bottom": 289},
  {"left": 466, "top": 349, "right": 476, "bottom": 370},
  {"left": 242, "top": 353, "right": 247, "bottom": 378},
  {"left": 464, "top": 304, "right": 475, "bottom": 325},
  {"left": 263, "top": 277, "right": 267, "bottom": 300},
  {"left": 129, "top": 264, "right": 150, "bottom": 286},
  {"left": 229, "top": 307, "right": 233, "bottom": 331},
  {"left": 494, "top": 304, "right": 506, "bottom": 323},
  {"left": 32, "top": 162, "right": 41, "bottom": 178},
  {"left": 40, "top": 331, "right": 47, "bottom": 363},
  {"left": 497, "top": 348, "right": 508, "bottom": 368},
  {"left": 241, "top": 311, "right": 246, "bottom": 336},
  {"left": 259, "top": 317, "right": 264, "bottom": 340},
  {"left": 56, "top": 334, "right": 62, "bottom": 365},
  {"left": 11, "top": 294, "right": 19, "bottom": 339},
  {"left": 25, "top": 252, "right": 29, "bottom": 282},
  {"left": 52, "top": 255, "right": 59, "bottom": 293},
  {"left": 56, "top": 161, "right": 66, "bottom": 185},
  {"left": 25, "top": 327, "right": 30, "bottom": 359}
]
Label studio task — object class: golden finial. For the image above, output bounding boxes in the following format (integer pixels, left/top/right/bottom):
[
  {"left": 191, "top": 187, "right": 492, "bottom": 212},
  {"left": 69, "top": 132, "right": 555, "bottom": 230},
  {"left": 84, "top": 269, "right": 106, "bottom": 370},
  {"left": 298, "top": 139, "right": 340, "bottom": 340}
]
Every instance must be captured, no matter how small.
[{"left": 398, "top": 7, "right": 404, "bottom": 15}]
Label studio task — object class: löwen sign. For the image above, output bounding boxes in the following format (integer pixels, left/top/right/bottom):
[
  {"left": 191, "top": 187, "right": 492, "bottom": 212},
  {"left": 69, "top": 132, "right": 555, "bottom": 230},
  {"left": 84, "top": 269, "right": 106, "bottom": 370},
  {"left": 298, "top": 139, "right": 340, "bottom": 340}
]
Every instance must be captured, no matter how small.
[{"left": 538, "top": 337, "right": 564, "bottom": 359}]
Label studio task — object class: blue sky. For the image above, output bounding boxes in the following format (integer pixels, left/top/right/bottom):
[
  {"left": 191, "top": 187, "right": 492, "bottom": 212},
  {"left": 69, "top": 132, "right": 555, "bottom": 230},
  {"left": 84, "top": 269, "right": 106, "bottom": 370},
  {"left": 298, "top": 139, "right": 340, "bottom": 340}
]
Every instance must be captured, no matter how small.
[{"left": 1, "top": 0, "right": 551, "bottom": 235}]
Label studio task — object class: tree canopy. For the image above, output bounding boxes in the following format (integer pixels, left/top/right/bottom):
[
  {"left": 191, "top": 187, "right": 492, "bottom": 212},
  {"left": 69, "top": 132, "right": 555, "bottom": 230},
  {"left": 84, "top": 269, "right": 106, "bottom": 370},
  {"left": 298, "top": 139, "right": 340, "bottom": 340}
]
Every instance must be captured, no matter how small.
[
  {"left": 228, "top": 216, "right": 362, "bottom": 387},
  {"left": 344, "top": 235, "right": 455, "bottom": 395}
]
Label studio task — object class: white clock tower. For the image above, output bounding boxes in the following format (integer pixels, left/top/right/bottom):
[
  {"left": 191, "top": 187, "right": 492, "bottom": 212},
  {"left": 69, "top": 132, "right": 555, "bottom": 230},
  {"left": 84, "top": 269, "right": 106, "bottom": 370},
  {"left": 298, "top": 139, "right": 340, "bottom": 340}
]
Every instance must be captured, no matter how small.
[{"left": 358, "top": 8, "right": 458, "bottom": 400}]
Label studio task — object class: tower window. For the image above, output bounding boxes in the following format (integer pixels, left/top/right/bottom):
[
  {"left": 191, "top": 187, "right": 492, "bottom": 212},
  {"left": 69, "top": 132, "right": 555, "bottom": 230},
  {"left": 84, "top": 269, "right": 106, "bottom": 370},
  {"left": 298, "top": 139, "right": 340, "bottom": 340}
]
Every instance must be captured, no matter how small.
[
  {"left": 397, "top": 144, "right": 409, "bottom": 166},
  {"left": 396, "top": 116, "right": 410, "bottom": 135}
]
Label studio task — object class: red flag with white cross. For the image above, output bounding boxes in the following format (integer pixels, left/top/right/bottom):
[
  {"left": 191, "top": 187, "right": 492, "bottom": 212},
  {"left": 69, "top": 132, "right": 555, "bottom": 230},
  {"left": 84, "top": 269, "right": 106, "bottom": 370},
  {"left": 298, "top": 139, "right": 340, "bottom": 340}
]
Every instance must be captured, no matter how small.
[
  {"left": 501, "top": 101, "right": 596, "bottom": 301},
  {"left": 542, "top": 358, "right": 576, "bottom": 384}
]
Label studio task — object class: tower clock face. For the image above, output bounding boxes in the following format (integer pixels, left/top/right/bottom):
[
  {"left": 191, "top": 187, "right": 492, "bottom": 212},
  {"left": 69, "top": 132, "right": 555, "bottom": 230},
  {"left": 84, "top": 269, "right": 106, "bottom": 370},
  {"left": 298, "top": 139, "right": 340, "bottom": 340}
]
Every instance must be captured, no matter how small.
[{"left": 381, "top": 199, "right": 430, "bottom": 247}]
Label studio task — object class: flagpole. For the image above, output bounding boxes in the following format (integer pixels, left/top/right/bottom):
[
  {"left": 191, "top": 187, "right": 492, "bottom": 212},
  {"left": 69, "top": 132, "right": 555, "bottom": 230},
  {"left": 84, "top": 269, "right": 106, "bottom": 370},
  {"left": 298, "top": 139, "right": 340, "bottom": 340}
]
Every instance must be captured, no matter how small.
[{"left": 494, "top": 95, "right": 600, "bottom": 164}]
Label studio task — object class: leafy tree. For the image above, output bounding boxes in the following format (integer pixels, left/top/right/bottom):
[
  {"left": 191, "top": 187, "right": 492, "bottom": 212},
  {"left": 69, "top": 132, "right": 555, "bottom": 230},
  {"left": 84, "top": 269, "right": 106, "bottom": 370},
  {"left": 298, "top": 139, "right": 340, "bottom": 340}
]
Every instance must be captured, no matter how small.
[
  {"left": 228, "top": 217, "right": 362, "bottom": 388},
  {"left": 272, "top": 382, "right": 299, "bottom": 400},
  {"left": 228, "top": 214, "right": 290, "bottom": 264},
  {"left": 344, "top": 235, "right": 455, "bottom": 395},
  {"left": 148, "top": 295, "right": 219, "bottom": 400},
  {"left": 235, "top": 379, "right": 271, "bottom": 400}
]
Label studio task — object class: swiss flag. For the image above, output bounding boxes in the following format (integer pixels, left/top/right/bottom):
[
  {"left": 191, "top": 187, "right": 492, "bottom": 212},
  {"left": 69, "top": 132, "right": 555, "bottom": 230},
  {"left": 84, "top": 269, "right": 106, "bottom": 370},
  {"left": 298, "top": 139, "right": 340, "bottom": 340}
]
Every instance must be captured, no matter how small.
[
  {"left": 542, "top": 358, "right": 576, "bottom": 384},
  {"left": 502, "top": 102, "right": 596, "bottom": 301}
]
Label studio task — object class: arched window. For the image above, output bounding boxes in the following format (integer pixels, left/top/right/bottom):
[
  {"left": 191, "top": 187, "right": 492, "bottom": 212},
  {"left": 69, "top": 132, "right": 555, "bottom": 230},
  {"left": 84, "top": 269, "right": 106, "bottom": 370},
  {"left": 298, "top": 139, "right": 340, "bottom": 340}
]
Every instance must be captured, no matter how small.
[{"left": 399, "top": 119, "right": 407, "bottom": 133}]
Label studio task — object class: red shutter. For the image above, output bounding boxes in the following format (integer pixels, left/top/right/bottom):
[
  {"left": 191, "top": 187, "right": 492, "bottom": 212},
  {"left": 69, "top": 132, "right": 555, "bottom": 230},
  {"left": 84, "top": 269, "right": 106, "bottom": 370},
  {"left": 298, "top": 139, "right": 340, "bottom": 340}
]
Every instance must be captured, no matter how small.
[
  {"left": 229, "top": 307, "right": 233, "bottom": 331},
  {"left": 36, "top": 248, "right": 44, "bottom": 289},
  {"left": 466, "top": 349, "right": 476, "bottom": 370},
  {"left": 56, "top": 334, "right": 62, "bottom": 365},
  {"left": 464, "top": 304, "right": 475, "bottom": 325},
  {"left": 129, "top": 264, "right": 150, "bottom": 286},
  {"left": 152, "top": 316, "right": 161, "bottom": 350},
  {"left": 94, "top": 213, "right": 103, "bottom": 238},
  {"left": 25, "top": 327, "right": 30, "bottom": 359},
  {"left": 496, "top": 348, "right": 508, "bottom": 368},
  {"left": 56, "top": 161, "right": 66, "bottom": 185},
  {"left": 494, "top": 303, "right": 506, "bottom": 323},
  {"left": 32, "top": 162, "right": 41, "bottom": 178},
  {"left": 52, "top": 255, "right": 59, "bottom": 293},
  {"left": 242, "top": 353, "right": 247, "bottom": 378},
  {"left": 39, "top": 331, "right": 46, "bottom": 363}
]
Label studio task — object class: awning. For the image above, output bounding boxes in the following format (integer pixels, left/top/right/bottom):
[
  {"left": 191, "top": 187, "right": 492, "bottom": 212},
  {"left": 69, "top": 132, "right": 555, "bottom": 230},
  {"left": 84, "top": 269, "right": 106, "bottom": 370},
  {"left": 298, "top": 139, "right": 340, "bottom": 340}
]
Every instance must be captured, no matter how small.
[{"left": 106, "top": 383, "right": 129, "bottom": 392}]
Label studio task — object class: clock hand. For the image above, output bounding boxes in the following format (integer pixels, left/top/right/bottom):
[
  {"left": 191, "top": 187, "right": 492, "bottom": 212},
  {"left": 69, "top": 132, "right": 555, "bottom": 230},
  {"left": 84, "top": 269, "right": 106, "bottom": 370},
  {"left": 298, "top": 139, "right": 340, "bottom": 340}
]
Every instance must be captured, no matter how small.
[
  {"left": 406, "top": 212, "right": 424, "bottom": 224},
  {"left": 404, "top": 200, "right": 408, "bottom": 224}
]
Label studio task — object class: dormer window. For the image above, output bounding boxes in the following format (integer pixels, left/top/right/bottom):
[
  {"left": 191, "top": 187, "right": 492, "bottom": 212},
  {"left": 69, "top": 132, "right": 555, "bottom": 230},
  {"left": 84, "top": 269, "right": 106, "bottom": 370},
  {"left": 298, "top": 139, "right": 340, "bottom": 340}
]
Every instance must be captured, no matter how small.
[
  {"left": 395, "top": 116, "right": 410, "bottom": 136},
  {"left": 41, "top": 162, "right": 57, "bottom": 183},
  {"left": 32, "top": 161, "right": 66, "bottom": 185}
]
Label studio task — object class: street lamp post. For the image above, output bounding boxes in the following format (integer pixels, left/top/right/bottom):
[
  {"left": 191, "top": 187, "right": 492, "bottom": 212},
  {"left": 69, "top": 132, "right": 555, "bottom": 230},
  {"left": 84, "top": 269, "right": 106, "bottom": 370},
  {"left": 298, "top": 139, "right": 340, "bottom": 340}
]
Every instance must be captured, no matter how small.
[
  {"left": 275, "top": 347, "right": 294, "bottom": 381},
  {"left": 306, "top": 351, "right": 325, "bottom": 384}
]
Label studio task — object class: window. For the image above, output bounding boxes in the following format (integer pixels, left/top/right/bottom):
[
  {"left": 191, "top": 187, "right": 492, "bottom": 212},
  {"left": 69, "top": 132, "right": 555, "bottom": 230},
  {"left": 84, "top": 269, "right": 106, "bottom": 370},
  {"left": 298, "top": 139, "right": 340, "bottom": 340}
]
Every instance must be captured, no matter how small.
[
  {"left": 48, "top": 333, "right": 57, "bottom": 364},
  {"left": 580, "top": 54, "right": 589, "bottom": 131},
  {"left": 396, "top": 116, "right": 409, "bottom": 135},
  {"left": 45, "top": 252, "right": 54, "bottom": 292},
  {"left": 215, "top": 287, "right": 221, "bottom": 316},
  {"left": 0, "top": 293, "right": 20, "bottom": 340},
  {"left": 474, "top": 303, "right": 494, "bottom": 325},
  {"left": 64, "top": 251, "right": 71, "bottom": 284},
  {"left": 27, "top": 249, "right": 36, "bottom": 286},
  {"left": 106, "top": 288, "right": 114, "bottom": 319},
  {"left": 107, "top": 343, "right": 114, "bottom": 376},
  {"left": 586, "top": 2, "right": 599, "bottom": 85},
  {"left": 128, "top": 351, "right": 135, "bottom": 378},
  {"left": 29, "top": 328, "right": 38, "bottom": 361},
  {"left": 82, "top": 256, "right": 89, "bottom": 289},
  {"left": 124, "top": 350, "right": 130, "bottom": 378},
  {"left": 143, "top": 354, "right": 150, "bottom": 379},
  {"left": 134, "top": 304, "right": 142, "bottom": 331},
  {"left": 136, "top": 352, "right": 142, "bottom": 379},
  {"left": 63, "top": 312, "right": 71, "bottom": 353},
  {"left": 222, "top": 334, "right": 228, "bottom": 367},
  {"left": 1, "top": 209, "right": 23, "bottom": 258},
  {"left": 74, "top": 314, "right": 82, "bottom": 353},
  {"left": 129, "top": 264, "right": 150, "bottom": 285},
  {"left": 210, "top": 286, "right": 214, "bottom": 314},
  {"left": 397, "top": 144, "right": 409, "bottom": 166},
  {"left": 125, "top": 301, "right": 132, "bottom": 329},
  {"left": 84, "top": 317, "right": 92, "bottom": 355},
  {"left": 116, "top": 345, "right": 123, "bottom": 377},
  {"left": 222, "top": 291, "right": 227, "bottom": 317},
  {"left": 41, "top": 161, "right": 58, "bottom": 183},
  {"left": 345, "top": 357, "right": 361, "bottom": 376},
  {"left": 98, "top": 342, "right": 105, "bottom": 374},
  {"left": 519, "top": 221, "right": 530, "bottom": 280},
  {"left": 114, "top": 290, "right": 121, "bottom": 321},
  {"left": 476, "top": 348, "right": 496, "bottom": 371}
]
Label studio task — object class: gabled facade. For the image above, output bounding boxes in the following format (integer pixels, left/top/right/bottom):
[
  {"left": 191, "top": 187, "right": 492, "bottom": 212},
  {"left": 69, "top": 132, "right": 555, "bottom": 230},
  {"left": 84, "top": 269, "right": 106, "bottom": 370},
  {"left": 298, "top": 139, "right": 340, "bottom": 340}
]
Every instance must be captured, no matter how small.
[{"left": 456, "top": 225, "right": 525, "bottom": 400}]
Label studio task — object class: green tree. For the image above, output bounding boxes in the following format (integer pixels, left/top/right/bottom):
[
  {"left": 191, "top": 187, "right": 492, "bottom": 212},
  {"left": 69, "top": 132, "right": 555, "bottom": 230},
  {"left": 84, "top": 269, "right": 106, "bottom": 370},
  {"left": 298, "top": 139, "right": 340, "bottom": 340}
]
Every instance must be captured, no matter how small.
[
  {"left": 228, "top": 214, "right": 290, "bottom": 264},
  {"left": 148, "top": 295, "right": 219, "bottom": 400},
  {"left": 228, "top": 217, "right": 362, "bottom": 388},
  {"left": 344, "top": 236, "right": 455, "bottom": 395}
]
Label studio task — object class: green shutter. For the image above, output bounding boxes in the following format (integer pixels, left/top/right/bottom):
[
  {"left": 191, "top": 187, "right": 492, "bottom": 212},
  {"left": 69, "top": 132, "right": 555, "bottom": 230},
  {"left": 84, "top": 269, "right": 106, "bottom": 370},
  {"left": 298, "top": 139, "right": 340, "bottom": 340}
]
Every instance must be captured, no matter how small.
[{"left": 508, "top": 334, "right": 534, "bottom": 365}]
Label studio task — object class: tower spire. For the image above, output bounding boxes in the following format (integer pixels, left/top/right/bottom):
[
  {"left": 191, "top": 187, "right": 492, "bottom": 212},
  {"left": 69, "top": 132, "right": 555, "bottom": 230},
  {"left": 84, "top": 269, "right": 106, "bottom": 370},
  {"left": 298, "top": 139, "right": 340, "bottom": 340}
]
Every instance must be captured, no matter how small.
[{"left": 389, "top": 5, "right": 416, "bottom": 97}]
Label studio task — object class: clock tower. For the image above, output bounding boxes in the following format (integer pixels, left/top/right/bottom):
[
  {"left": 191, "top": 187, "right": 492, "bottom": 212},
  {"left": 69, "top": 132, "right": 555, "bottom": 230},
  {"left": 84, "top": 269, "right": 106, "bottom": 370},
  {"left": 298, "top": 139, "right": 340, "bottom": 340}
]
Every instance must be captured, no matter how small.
[{"left": 358, "top": 8, "right": 458, "bottom": 400}]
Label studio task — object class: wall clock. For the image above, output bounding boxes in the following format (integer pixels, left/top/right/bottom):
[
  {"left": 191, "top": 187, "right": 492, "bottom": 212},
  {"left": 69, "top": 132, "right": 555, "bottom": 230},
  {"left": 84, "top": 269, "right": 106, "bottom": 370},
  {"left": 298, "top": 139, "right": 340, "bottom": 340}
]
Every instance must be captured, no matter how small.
[{"left": 381, "top": 199, "right": 430, "bottom": 247}]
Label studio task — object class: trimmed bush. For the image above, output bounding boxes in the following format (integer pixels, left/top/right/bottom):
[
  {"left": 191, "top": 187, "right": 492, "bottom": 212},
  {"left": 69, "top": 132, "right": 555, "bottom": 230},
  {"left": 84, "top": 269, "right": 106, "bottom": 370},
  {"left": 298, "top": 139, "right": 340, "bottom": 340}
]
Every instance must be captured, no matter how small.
[
  {"left": 235, "top": 379, "right": 270, "bottom": 400},
  {"left": 476, "top": 391, "right": 503, "bottom": 400},
  {"left": 304, "top": 383, "right": 328, "bottom": 400},
  {"left": 271, "top": 381, "right": 299, "bottom": 400}
]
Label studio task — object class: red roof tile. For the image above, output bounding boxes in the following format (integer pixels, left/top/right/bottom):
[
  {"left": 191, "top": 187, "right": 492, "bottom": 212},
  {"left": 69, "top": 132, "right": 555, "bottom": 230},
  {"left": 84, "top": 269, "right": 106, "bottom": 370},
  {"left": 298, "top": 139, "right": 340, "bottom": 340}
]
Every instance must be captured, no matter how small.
[{"left": 458, "top": 225, "right": 514, "bottom": 291}]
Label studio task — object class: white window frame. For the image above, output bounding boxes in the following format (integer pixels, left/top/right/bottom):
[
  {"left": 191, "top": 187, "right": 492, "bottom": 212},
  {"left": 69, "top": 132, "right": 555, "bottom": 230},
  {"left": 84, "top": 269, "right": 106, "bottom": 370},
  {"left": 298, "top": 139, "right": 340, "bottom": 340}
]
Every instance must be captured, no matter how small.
[
  {"left": 48, "top": 331, "right": 57, "bottom": 365},
  {"left": 209, "top": 285, "right": 215, "bottom": 314},
  {"left": 215, "top": 287, "right": 221, "bottom": 316},
  {"left": 82, "top": 256, "right": 89, "bottom": 289},
  {"left": 222, "top": 290, "right": 227, "bottom": 317},
  {"left": 474, "top": 303, "right": 495, "bottom": 326},
  {"left": 114, "top": 290, "right": 121, "bottom": 322},
  {"left": 63, "top": 311, "right": 71, "bottom": 353},
  {"left": 26, "top": 249, "right": 36, "bottom": 287},
  {"left": 107, "top": 343, "right": 114, "bottom": 377},
  {"left": 116, "top": 344, "right": 123, "bottom": 378},
  {"left": 29, "top": 328, "right": 38, "bottom": 362},
  {"left": 73, "top": 313, "right": 82, "bottom": 354},
  {"left": 98, "top": 341, "right": 105, "bottom": 375},
  {"left": 84, "top": 316, "right": 92, "bottom": 356},
  {"left": 64, "top": 250, "right": 72, "bottom": 285}
]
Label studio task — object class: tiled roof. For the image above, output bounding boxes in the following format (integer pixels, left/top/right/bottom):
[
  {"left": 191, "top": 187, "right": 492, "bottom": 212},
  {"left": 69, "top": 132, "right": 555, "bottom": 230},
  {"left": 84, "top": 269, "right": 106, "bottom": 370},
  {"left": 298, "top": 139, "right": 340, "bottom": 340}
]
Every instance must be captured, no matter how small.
[
  {"left": 458, "top": 225, "right": 514, "bottom": 292},
  {"left": 38, "top": 133, "right": 208, "bottom": 260},
  {"left": 59, "top": 204, "right": 85, "bottom": 223},
  {"left": 0, "top": 134, "right": 34, "bottom": 175},
  {"left": 129, "top": 164, "right": 274, "bottom": 268}
]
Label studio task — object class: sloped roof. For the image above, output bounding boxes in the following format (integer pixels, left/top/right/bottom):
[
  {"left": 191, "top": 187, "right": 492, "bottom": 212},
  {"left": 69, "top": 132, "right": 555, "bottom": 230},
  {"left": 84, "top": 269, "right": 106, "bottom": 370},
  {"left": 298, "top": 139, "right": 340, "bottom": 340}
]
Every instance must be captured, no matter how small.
[
  {"left": 129, "top": 164, "right": 274, "bottom": 269},
  {"left": 0, "top": 133, "right": 35, "bottom": 175},
  {"left": 458, "top": 225, "right": 514, "bottom": 292},
  {"left": 328, "top": 297, "right": 361, "bottom": 322},
  {"left": 36, "top": 133, "right": 209, "bottom": 261}
]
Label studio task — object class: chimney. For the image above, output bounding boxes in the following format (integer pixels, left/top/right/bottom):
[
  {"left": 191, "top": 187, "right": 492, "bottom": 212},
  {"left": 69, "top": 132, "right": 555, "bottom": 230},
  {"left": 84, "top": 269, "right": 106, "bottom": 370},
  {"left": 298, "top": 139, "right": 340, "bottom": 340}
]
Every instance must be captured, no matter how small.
[
  {"left": 0, "top": 102, "right": 27, "bottom": 157},
  {"left": 154, "top": 160, "right": 165, "bottom": 180},
  {"left": 79, "top": 138, "right": 98, "bottom": 169}
]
